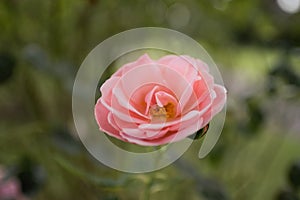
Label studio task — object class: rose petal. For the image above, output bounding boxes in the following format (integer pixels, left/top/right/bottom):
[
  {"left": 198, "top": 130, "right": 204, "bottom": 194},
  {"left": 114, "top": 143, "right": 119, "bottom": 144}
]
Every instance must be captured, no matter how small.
[
  {"left": 195, "top": 58, "right": 209, "bottom": 72},
  {"left": 138, "top": 109, "right": 206, "bottom": 130},
  {"left": 144, "top": 85, "right": 160, "bottom": 114},
  {"left": 101, "top": 99, "right": 146, "bottom": 123},
  {"left": 155, "top": 91, "right": 178, "bottom": 107},
  {"left": 211, "top": 84, "right": 227, "bottom": 115},
  {"left": 121, "top": 127, "right": 170, "bottom": 140},
  {"left": 100, "top": 76, "right": 120, "bottom": 105},
  {"left": 113, "top": 54, "right": 154, "bottom": 77},
  {"left": 121, "top": 117, "right": 203, "bottom": 146},
  {"left": 112, "top": 86, "right": 149, "bottom": 119},
  {"left": 202, "top": 84, "right": 227, "bottom": 126},
  {"left": 94, "top": 99, "right": 123, "bottom": 140},
  {"left": 158, "top": 55, "right": 198, "bottom": 81},
  {"left": 181, "top": 78, "right": 212, "bottom": 113},
  {"left": 117, "top": 64, "right": 191, "bottom": 103}
]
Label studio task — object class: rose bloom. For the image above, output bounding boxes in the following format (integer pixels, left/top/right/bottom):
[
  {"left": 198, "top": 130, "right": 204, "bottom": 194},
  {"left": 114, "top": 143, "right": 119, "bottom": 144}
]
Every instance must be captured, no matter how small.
[
  {"left": 95, "top": 54, "right": 226, "bottom": 146},
  {"left": 0, "top": 166, "right": 29, "bottom": 200}
]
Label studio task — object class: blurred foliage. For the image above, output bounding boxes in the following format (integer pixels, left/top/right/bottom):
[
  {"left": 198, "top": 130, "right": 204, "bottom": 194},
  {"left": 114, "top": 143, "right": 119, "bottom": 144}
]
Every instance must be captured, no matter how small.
[
  {"left": 288, "top": 160, "right": 300, "bottom": 190},
  {"left": 0, "top": 52, "right": 16, "bottom": 84},
  {"left": 0, "top": 0, "right": 300, "bottom": 200}
]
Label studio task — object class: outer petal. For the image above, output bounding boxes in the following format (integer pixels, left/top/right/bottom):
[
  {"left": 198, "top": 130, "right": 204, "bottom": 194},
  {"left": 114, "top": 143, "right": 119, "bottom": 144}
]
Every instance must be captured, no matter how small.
[
  {"left": 101, "top": 99, "right": 147, "bottom": 123},
  {"left": 211, "top": 84, "right": 227, "bottom": 115},
  {"left": 117, "top": 64, "right": 191, "bottom": 105},
  {"left": 121, "top": 127, "right": 170, "bottom": 140},
  {"left": 100, "top": 76, "right": 120, "bottom": 105},
  {"left": 158, "top": 55, "right": 198, "bottom": 81},
  {"left": 122, "top": 117, "right": 203, "bottom": 146},
  {"left": 180, "top": 77, "right": 211, "bottom": 114},
  {"left": 202, "top": 84, "right": 227, "bottom": 126},
  {"left": 94, "top": 99, "right": 124, "bottom": 140},
  {"left": 112, "top": 54, "right": 154, "bottom": 77},
  {"left": 195, "top": 58, "right": 209, "bottom": 72}
]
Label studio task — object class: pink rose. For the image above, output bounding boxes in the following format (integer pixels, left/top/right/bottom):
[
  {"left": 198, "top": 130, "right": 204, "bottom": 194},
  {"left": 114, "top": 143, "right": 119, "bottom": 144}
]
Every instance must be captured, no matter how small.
[
  {"left": 95, "top": 54, "right": 226, "bottom": 146},
  {"left": 0, "top": 166, "right": 29, "bottom": 200}
]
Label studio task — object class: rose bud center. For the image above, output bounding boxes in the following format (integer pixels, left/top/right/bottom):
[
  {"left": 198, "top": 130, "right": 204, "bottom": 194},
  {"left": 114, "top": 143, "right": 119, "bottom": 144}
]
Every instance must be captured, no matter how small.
[{"left": 149, "top": 102, "right": 176, "bottom": 121}]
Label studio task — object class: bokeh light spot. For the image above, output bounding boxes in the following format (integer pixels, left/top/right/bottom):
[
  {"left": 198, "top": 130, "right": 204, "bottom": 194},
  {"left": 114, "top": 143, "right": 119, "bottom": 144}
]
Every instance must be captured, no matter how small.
[
  {"left": 277, "top": 0, "right": 300, "bottom": 14},
  {"left": 166, "top": 3, "right": 190, "bottom": 29}
]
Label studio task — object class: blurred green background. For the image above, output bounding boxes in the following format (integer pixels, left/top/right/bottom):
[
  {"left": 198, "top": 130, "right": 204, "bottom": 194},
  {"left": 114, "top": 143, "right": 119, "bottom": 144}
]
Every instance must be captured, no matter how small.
[{"left": 0, "top": 0, "right": 300, "bottom": 199}]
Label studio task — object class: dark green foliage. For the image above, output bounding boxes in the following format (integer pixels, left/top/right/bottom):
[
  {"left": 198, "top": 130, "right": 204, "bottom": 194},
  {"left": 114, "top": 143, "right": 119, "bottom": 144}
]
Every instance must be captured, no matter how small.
[
  {"left": 51, "top": 126, "right": 82, "bottom": 155},
  {"left": 275, "top": 189, "right": 299, "bottom": 200},
  {"left": 288, "top": 160, "right": 300, "bottom": 189},
  {"left": 0, "top": 52, "right": 16, "bottom": 84},
  {"left": 245, "top": 97, "right": 264, "bottom": 133},
  {"left": 17, "top": 157, "right": 46, "bottom": 196}
]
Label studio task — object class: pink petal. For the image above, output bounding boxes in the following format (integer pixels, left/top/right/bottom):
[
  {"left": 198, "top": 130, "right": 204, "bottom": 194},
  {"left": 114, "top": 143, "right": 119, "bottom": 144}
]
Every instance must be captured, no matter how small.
[
  {"left": 144, "top": 85, "right": 160, "bottom": 114},
  {"left": 202, "top": 84, "right": 227, "bottom": 126},
  {"left": 139, "top": 110, "right": 203, "bottom": 130},
  {"left": 181, "top": 78, "right": 213, "bottom": 113},
  {"left": 113, "top": 54, "right": 154, "bottom": 77},
  {"left": 100, "top": 76, "right": 120, "bottom": 105},
  {"left": 195, "top": 58, "right": 209, "bottom": 72},
  {"left": 157, "top": 55, "right": 214, "bottom": 115},
  {"left": 94, "top": 99, "right": 124, "bottom": 140},
  {"left": 118, "top": 64, "right": 189, "bottom": 102},
  {"left": 155, "top": 91, "right": 177, "bottom": 107},
  {"left": 112, "top": 86, "right": 149, "bottom": 119},
  {"left": 101, "top": 99, "right": 147, "bottom": 123},
  {"left": 123, "top": 117, "right": 203, "bottom": 146},
  {"left": 160, "top": 117, "right": 203, "bottom": 144},
  {"left": 121, "top": 127, "right": 170, "bottom": 140},
  {"left": 211, "top": 84, "right": 227, "bottom": 115},
  {"left": 158, "top": 55, "right": 198, "bottom": 81}
]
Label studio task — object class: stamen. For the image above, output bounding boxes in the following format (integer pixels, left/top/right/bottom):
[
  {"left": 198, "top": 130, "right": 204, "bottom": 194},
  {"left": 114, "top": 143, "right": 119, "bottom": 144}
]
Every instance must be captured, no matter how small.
[
  {"left": 164, "top": 103, "right": 175, "bottom": 118},
  {"left": 149, "top": 102, "right": 175, "bottom": 120}
]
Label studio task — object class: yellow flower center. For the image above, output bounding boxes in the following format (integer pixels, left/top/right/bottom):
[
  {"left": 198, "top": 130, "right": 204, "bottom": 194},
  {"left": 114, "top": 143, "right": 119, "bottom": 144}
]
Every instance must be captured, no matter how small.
[{"left": 149, "top": 103, "right": 175, "bottom": 120}]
